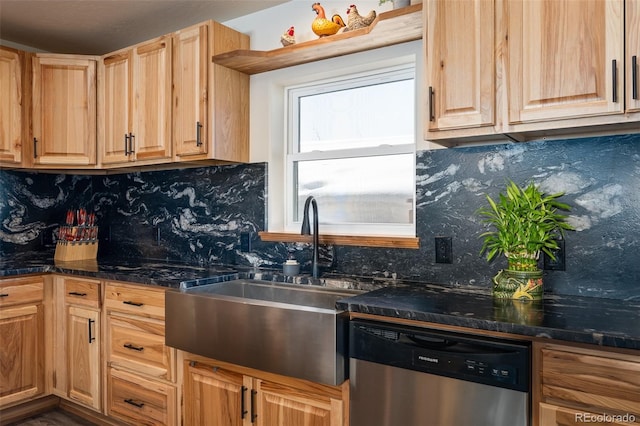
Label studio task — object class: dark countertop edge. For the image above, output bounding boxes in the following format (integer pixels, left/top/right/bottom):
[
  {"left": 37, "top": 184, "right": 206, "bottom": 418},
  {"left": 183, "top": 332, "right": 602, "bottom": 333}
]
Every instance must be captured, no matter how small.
[{"left": 339, "top": 302, "right": 640, "bottom": 351}]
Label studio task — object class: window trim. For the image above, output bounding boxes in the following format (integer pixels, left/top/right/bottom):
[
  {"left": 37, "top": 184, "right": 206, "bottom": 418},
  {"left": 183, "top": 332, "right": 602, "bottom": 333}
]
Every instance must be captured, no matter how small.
[{"left": 283, "top": 64, "right": 417, "bottom": 237}]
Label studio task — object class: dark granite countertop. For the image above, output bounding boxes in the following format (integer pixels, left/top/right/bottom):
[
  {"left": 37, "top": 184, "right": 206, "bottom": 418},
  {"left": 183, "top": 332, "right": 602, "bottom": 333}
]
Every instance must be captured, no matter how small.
[
  {"left": 0, "top": 252, "right": 238, "bottom": 287},
  {"left": 336, "top": 284, "right": 640, "bottom": 350},
  {"left": 2, "top": 253, "right": 639, "bottom": 351}
]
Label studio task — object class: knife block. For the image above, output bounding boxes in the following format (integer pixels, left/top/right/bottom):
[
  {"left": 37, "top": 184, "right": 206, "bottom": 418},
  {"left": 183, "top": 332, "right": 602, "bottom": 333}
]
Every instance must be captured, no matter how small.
[{"left": 54, "top": 226, "right": 99, "bottom": 261}]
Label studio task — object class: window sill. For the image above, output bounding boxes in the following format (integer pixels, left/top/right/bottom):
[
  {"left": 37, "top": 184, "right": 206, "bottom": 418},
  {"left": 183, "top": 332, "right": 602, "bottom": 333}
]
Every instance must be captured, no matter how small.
[{"left": 258, "top": 232, "right": 419, "bottom": 249}]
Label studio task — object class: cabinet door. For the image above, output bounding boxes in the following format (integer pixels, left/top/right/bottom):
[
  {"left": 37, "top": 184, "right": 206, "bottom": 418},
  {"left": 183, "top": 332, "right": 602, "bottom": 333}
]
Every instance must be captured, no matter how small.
[
  {"left": 507, "top": 0, "right": 624, "bottom": 124},
  {"left": 32, "top": 55, "right": 97, "bottom": 166},
  {"left": 425, "top": 0, "right": 494, "bottom": 132},
  {"left": 100, "top": 51, "right": 132, "bottom": 165},
  {"left": 627, "top": 0, "right": 640, "bottom": 113},
  {"left": 183, "top": 360, "right": 244, "bottom": 426},
  {"left": 173, "top": 23, "right": 209, "bottom": 158},
  {"left": 255, "top": 379, "right": 343, "bottom": 426},
  {"left": 0, "top": 47, "right": 23, "bottom": 165},
  {"left": 67, "top": 305, "right": 101, "bottom": 411},
  {"left": 0, "top": 304, "right": 44, "bottom": 407},
  {"left": 131, "top": 37, "right": 172, "bottom": 162}
]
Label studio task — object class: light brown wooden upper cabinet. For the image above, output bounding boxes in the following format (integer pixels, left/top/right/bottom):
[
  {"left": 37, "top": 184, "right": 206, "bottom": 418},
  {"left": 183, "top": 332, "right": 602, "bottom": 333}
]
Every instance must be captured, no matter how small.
[
  {"left": 172, "top": 21, "right": 249, "bottom": 163},
  {"left": 627, "top": 0, "right": 640, "bottom": 113},
  {"left": 425, "top": 0, "right": 495, "bottom": 136},
  {"left": 32, "top": 54, "right": 97, "bottom": 167},
  {"left": 0, "top": 46, "right": 26, "bottom": 165},
  {"left": 425, "top": 0, "right": 639, "bottom": 144},
  {"left": 99, "top": 35, "right": 172, "bottom": 167},
  {"left": 506, "top": 0, "right": 625, "bottom": 127}
]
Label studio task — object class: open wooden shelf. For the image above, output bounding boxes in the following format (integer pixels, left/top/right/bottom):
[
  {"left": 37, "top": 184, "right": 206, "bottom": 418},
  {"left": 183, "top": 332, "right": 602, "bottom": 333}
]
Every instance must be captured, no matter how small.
[
  {"left": 212, "top": 3, "right": 423, "bottom": 75},
  {"left": 258, "top": 231, "right": 420, "bottom": 249}
]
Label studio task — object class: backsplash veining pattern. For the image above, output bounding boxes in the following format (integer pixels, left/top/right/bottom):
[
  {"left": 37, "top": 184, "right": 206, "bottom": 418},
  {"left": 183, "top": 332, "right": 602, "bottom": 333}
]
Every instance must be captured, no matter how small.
[{"left": 1, "top": 133, "right": 639, "bottom": 299}]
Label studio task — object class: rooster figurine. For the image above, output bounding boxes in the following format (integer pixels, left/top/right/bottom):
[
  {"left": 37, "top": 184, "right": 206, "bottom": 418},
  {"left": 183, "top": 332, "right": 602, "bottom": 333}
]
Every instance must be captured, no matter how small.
[
  {"left": 280, "top": 26, "right": 296, "bottom": 46},
  {"left": 345, "top": 4, "right": 377, "bottom": 31},
  {"left": 311, "top": 2, "right": 345, "bottom": 37}
]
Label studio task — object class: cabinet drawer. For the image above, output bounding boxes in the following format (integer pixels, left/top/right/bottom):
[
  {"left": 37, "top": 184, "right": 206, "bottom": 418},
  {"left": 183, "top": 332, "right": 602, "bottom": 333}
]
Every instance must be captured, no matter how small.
[
  {"left": 64, "top": 278, "right": 100, "bottom": 308},
  {"left": 105, "top": 282, "right": 165, "bottom": 319},
  {"left": 541, "top": 347, "right": 640, "bottom": 416},
  {"left": 0, "top": 277, "right": 44, "bottom": 307},
  {"left": 539, "top": 402, "right": 638, "bottom": 426},
  {"left": 107, "top": 368, "right": 176, "bottom": 426},
  {"left": 108, "top": 314, "right": 173, "bottom": 381}
]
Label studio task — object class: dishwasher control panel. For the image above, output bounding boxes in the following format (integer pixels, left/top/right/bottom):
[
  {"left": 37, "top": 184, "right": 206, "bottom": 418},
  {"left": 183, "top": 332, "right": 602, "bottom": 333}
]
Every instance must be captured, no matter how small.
[{"left": 350, "top": 320, "right": 531, "bottom": 392}]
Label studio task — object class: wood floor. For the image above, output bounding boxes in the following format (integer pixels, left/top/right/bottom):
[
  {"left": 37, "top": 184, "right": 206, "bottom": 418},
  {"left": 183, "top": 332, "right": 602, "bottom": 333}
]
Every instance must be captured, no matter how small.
[{"left": 4, "top": 409, "right": 96, "bottom": 426}]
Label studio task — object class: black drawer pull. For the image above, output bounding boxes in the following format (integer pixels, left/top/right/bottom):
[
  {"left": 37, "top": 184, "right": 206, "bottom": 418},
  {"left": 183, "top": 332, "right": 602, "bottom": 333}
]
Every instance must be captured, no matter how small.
[
  {"left": 124, "top": 133, "right": 130, "bottom": 156},
  {"left": 428, "top": 86, "right": 435, "bottom": 121},
  {"left": 123, "top": 300, "right": 144, "bottom": 307},
  {"left": 251, "top": 389, "right": 257, "bottom": 423},
  {"left": 196, "top": 121, "right": 203, "bottom": 146},
  {"left": 124, "top": 343, "right": 144, "bottom": 352},
  {"left": 124, "top": 398, "right": 145, "bottom": 409},
  {"left": 33, "top": 138, "right": 38, "bottom": 158},
  {"left": 612, "top": 59, "right": 618, "bottom": 103},
  {"left": 88, "top": 319, "right": 95, "bottom": 343},
  {"left": 633, "top": 55, "right": 638, "bottom": 101},
  {"left": 0, "top": 293, "right": 9, "bottom": 298},
  {"left": 68, "top": 291, "right": 87, "bottom": 297},
  {"left": 241, "top": 386, "right": 248, "bottom": 419}
]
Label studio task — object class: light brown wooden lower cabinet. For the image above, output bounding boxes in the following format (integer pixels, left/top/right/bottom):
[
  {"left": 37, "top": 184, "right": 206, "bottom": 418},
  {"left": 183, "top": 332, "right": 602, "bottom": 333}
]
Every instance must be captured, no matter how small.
[
  {"left": 62, "top": 277, "right": 102, "bottom": 412},
  {"left": 0, "top": 276, "right": 45, "bottom": 408},
  {"left": 104, "top": 281, "right": 177, "bottom": 426},
  {"left": 536, "top": 342, "right": 640, "bottom": 426},
  {"left": 183, "top": 356, "right": 347, "bottom": 426}
]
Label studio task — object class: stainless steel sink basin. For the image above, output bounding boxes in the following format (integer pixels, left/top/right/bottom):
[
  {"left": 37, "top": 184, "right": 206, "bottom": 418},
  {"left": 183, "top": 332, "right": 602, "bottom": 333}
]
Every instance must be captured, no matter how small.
[{"left": 165, "top": 279, "right": 361, "bottom": 386}]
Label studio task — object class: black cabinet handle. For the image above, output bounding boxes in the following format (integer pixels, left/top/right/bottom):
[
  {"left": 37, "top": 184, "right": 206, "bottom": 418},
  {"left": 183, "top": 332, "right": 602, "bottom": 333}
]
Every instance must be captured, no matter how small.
[
  {"left": 124, "top": 343, "right": 144, "bottom": 352},
  {"left": 250, "top": 389, "right": 257, "bottom": 423},
  {"left": 123, "top": 300, "right": 144, "bottom": 307},
  {"left": 88, "top": 319, "right": 95, "bottom": 343},
  {"left": 428, "top": 86, "right": 435, "bottom": 122},
  {"left": 196, "top": 121, "right": 203, "bottom": 146},
  {"left": 241, "top": 386, "right": 248, "bottom": 419},
  {"left": 124, "top": 398, "right": 145, "bottom": 409},
  {"left": 33, "top": 138, "right": 38, "bottom": 158},
  {"left": 0, "top": 293, "right": 9, "bottom": 298},
  {"left": 129, "top": 133, "right": 135, "bottom": 154},
  {"left": 124, "top": 133, "right": 130, "bottom": 156},
  {"left": 612, "top": 59, "right": 618, "bottom": 103},
  {"left": 633, "top": 55, "right": 638, "bottom": 101},
  {"left": 68, "top": 291, "right": 87, "bottom": 297}
]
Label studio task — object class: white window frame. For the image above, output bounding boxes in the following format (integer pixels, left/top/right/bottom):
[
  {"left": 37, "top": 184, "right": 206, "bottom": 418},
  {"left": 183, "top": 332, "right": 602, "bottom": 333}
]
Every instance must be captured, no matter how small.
[{"left": 283, "top": 64, "right": 417, "bottom": 237}]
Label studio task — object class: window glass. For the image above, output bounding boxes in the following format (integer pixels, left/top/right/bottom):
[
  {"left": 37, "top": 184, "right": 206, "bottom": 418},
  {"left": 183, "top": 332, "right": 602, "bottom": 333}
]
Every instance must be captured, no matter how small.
[
  {"left": 298, "top": 79, "right": 415, "bottom": 152},
  {"left": 286, "top": 66, "right": 415, "bottom": 236}
]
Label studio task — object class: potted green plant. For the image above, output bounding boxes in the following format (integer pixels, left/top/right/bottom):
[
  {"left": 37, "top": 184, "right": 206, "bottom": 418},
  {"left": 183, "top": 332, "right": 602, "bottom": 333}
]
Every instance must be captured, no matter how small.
[{"left": 477, "top": 180, "right": 574, "bottom": 300}]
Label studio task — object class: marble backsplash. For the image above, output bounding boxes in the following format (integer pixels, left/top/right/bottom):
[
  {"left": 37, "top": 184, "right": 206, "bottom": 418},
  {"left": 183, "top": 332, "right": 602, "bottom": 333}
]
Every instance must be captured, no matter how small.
[{"left": 1, "top": 133, "right": 639, "bottom": 300}]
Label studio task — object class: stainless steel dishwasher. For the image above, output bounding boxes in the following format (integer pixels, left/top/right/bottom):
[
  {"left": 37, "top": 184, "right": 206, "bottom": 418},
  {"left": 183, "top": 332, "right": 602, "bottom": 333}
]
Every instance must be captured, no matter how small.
[{"left": 349, "top": 319, "right": 530, "bottom": 426}]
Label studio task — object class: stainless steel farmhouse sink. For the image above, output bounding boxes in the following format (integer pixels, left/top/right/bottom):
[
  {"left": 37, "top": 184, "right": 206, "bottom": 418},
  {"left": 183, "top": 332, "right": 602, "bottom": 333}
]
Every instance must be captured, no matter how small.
[{"left": 165, "top": 279, "right": 361, "bottom": 386}]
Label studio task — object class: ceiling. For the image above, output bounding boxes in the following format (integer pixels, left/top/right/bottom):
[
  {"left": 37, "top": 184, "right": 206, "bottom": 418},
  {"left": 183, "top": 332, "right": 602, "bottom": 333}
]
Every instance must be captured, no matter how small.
[{"left": 0, "top": 0, "right": 288, "bottom": 55}]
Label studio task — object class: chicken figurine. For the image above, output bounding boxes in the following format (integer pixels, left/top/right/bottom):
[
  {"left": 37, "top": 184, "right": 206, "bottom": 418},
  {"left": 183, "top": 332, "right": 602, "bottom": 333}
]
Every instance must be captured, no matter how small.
[
  {"left": 345, "top": 4, "right": 377, "bottom": 31},
  {"left": 280, "top": 26, "right": 296, "bottom": 46},
  {"left": 311, "top": 2, "right": 345, "bottom": 37}
]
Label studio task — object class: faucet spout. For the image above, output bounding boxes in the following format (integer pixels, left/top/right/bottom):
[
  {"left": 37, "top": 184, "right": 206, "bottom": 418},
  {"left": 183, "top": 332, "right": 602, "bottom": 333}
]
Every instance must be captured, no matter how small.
[{"left": 301, "top": 196, "right": 319, "bottom": 279}]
